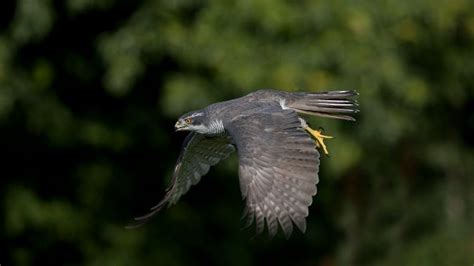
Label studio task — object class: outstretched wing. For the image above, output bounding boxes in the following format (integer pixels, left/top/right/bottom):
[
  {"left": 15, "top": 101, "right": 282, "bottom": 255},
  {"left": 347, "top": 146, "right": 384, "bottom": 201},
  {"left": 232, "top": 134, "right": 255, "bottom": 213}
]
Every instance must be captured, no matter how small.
[
  {"left": 226, "top": 106, "right": 320, "bottom": 238},
  {"left": 127, "top": 132, "right": 235, "bottom": 228}
]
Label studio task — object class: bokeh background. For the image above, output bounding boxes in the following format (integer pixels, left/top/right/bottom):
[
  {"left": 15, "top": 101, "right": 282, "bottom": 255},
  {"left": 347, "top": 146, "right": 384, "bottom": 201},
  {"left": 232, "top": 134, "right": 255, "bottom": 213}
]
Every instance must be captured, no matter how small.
[{"left": 1, "top": 0, "right": 474, "bottom": 265}]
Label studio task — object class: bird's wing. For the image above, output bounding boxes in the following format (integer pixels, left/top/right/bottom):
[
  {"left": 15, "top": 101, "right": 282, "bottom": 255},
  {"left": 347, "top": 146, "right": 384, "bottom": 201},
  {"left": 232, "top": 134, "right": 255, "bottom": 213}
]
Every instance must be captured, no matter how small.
[
  {"left": 127, "top": 132, "right": 235, "bottom": 228},
  {"left": 226, "top": 105, "right": 320, "bottom": 238}
]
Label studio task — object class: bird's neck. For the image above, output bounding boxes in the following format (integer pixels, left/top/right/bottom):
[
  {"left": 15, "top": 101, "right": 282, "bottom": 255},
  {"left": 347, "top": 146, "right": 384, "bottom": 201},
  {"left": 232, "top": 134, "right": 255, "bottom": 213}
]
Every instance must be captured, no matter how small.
[{"left": 206, "top": 119, "right": 226, "bottom": 136}]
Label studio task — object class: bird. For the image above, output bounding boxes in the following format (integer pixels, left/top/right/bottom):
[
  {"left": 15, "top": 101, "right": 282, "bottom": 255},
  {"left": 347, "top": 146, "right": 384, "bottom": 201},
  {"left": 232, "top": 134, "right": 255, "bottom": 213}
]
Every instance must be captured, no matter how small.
[{"left": 128, "top": 89, "right": 359, "bottom": 238}]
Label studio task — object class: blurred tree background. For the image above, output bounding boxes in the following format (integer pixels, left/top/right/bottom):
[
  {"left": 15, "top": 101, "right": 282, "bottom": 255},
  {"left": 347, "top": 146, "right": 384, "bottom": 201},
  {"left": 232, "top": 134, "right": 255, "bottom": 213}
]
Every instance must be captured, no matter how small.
[{"left": 1, "top": 0, "right": 474, "bottom": 265}]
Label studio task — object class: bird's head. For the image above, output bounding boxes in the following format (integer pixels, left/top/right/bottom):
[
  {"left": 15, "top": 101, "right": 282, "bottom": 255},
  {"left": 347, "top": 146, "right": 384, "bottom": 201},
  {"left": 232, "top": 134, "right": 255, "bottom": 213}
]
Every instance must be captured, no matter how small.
[{"left": 175, "top": 111, "right": 209, "bottom": 133}]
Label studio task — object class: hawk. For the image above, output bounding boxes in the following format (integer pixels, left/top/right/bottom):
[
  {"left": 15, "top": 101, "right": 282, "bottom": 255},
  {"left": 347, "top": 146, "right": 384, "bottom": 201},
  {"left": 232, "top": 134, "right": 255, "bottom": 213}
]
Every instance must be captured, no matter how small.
[{"left": 128, "top": 89, "right": 358, "bottom": 238}]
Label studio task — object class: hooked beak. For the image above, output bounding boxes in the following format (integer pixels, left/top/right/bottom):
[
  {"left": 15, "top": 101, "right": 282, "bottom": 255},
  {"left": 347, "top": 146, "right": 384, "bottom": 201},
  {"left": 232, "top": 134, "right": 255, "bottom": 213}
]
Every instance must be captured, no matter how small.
[{"left": 175, "top": 120, "right": 187, "bottom": 131}]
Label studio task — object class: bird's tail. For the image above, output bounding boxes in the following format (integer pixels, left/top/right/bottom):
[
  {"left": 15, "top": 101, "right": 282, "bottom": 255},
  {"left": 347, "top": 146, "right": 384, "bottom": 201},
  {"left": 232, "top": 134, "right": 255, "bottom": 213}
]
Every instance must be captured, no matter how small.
[{"left": 286, "top": 90, "right": 359, "bottom": 121}]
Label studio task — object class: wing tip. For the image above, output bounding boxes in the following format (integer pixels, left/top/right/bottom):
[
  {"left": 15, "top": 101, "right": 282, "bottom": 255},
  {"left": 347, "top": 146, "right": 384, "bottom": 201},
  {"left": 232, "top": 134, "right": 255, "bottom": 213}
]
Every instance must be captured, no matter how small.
[{"left": 125, "top": 199, "right": 171, "bottom": 229}]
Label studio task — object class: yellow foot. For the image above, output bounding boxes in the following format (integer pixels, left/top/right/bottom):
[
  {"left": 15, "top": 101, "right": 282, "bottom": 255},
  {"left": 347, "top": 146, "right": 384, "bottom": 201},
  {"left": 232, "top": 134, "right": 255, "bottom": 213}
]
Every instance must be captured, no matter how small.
[{"left": 304, "top": 126, "right": 333, "bottom": 155}]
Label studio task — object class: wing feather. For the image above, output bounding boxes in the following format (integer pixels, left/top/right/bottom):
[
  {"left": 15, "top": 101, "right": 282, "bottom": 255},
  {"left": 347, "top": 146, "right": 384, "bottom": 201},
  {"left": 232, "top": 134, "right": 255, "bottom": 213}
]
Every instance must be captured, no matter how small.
[
  {"left": 226, "top": 105, "right": 320, "bottom": 238},
  {"left": 127, "top": 132, "right": 234, "bottom": 228}
]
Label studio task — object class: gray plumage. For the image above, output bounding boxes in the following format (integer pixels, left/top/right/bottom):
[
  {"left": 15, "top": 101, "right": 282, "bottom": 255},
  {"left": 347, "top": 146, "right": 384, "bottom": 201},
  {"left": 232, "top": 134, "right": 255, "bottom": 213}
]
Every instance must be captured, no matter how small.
[{"left": 128, "top": 89, "right": 358, "bottom": 238}]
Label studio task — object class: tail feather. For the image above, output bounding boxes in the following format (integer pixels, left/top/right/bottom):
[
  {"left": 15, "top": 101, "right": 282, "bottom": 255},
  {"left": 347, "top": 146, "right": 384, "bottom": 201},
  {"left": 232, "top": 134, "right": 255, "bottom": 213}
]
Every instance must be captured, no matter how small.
[
  {"left": 300, "top": 90, "right": 358, "bottom": 99},
  {"left": 287, "top": 90, "right": 359, "bottom": 121},
  {"left": 305, "top": 100, "right": 357, "bottom": 107}
]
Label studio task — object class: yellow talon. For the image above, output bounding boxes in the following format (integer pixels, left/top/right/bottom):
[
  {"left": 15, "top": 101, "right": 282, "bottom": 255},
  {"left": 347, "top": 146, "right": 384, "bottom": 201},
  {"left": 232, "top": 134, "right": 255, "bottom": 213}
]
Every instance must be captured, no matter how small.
[{"left": 304, "top": 126, "right": 333, "bottom": 155}]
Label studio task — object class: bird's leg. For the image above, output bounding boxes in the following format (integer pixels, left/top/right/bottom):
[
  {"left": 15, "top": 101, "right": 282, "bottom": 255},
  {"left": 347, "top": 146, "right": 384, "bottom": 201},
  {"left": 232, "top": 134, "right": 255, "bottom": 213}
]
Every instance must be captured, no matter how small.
[{"left": 299, "top": 118, "right": 333, "bottom": 155}]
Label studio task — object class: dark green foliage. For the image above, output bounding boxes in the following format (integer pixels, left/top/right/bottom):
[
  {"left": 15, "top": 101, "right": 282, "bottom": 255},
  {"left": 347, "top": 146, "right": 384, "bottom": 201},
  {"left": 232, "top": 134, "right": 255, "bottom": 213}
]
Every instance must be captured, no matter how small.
[{"left": 1, "top": 0, "right": 473, "bottom": 265}]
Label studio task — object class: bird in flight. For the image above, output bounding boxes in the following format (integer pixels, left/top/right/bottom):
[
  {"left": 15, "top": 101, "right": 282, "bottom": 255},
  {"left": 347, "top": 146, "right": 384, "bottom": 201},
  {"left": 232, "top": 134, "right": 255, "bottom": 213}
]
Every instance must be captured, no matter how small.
[{"left": 128, "top": 89, "right": 359, "bottom": 238}]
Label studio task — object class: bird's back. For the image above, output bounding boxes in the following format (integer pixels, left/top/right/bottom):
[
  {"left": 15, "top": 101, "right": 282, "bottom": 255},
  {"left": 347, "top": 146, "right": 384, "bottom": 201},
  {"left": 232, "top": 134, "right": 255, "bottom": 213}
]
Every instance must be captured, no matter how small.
[{"left": 205, "top": 89, "right": 287, "bottom": 122}]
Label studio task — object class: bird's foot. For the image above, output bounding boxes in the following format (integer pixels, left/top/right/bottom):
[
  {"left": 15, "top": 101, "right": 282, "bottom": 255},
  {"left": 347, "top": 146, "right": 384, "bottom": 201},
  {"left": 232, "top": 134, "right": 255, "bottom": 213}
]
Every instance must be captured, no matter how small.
[{"left": 304, "top": 126, "right": 333, "bottom": 155}]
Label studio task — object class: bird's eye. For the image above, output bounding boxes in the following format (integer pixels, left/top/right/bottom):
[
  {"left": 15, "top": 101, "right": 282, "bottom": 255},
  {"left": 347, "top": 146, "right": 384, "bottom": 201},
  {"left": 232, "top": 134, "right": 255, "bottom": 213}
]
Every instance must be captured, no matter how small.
[{"left": 184, "top": 118, "right": 192, "bottom": 124}]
